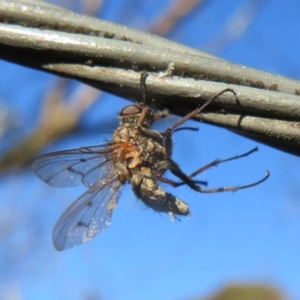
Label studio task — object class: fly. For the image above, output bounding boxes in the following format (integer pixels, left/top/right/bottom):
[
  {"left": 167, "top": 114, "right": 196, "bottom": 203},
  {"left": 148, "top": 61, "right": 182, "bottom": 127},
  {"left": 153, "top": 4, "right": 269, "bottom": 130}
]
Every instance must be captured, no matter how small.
[{"left": 32, "top": 73, "right": 270, "bottom": 251}]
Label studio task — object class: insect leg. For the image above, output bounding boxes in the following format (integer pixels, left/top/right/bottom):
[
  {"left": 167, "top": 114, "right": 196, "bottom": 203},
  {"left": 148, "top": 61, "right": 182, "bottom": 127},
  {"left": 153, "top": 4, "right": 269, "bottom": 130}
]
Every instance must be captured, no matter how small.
[
  {"left": 140, "top": 72, "right": 169, "bottom": 120},
  {"left": 166, "top": 88, "right": 237, "bottom": 132},
  {"left": 186, "top": 147, "right": 259, "bottom": 180},
  {"left": 194, "top": 171, "right": 270, "bottom": 193},
  {"left": 166, "top": 158, "right": 205, "bottom": 192},
  {"left": 137, "top": 73, "right": 167, "bottom": 143},
  {"left": 166, "top": 158, "right": 269, "bottom": 193},
  {"left": 157, "top": 174, "right": 207, "bottom": 187},
  {"left": 173, "top": 126, "right": 198, "bottom": 133},
  {"left": 163, "top": 147, "right": 270, "bottom": 192},
  {"left": 163, "top": 88, "right": 237, "bottom": 157}
]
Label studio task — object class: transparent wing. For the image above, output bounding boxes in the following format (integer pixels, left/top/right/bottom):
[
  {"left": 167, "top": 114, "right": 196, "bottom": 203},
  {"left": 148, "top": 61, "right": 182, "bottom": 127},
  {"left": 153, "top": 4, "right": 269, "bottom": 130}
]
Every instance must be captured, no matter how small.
[
  {"left": 53, "top": 175, "right": 123, "bottom": 251},
  {"left": 32, "top": 145, "right": 116, "bottom": 188}
]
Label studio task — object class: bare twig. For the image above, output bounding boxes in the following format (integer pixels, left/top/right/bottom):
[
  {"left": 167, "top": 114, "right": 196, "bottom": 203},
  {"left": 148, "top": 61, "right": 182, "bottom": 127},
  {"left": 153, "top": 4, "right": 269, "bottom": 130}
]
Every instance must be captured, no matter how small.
[
  {"left": 149, "top": 0, "right": 205, "bottom": 36},
  {"left": 202, "top": 0, "right": 269, "bottom": 54},
  {"left": 0, "top": 79, "right": 99, "bottom": 173}
]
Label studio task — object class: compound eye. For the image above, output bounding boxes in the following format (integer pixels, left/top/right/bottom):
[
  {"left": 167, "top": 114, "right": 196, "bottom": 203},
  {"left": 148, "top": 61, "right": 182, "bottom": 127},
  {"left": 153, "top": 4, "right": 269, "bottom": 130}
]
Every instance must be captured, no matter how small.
[{"left": 120, "top": 105, "right": 142, "bottom": 116}]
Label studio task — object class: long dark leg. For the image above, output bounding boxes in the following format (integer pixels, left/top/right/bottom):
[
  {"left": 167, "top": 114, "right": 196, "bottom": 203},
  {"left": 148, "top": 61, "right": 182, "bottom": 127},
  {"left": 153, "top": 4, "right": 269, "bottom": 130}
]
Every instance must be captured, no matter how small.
[
  {"left": 152, "top": 157, "right": 207, "bottom": 191},
  {"left": 187, "top": 147, "right": 259, "bottom": 180},
  {"left": 173, "top": 126, "right": 199, "bottom": 133},
  {"left": 166, "top": 148, "right": 258, "bottom": 187},
  {"left": 136, "top": 73, "right": 168, "bottom": 143},
  {"left": 138, "top": 73, "right": 202, "bottom": 145},
  {"left": 157, "top": 174, "right": 207, "bottom": 187},
  {"left": 163, "top": 88, "right": 237, "bottom": 156},
  {"left": 195, "top": 171, "right": 270, "bottom": 193},
  {"left": 167, "top": 88, "right": 236, "bottom": 132},
  {"left": 161, "top": 150, "right": 270, "bottom": 193},
  {"left": 140, "top": 72, "right": 169, "bottom": 121},
  {"left": 160, "top": 171, "right": 270, "bottom": 192}
]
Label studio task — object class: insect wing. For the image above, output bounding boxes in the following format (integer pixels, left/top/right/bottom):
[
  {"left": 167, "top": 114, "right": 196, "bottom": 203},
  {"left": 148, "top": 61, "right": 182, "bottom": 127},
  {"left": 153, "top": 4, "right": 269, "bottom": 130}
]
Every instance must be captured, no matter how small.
[
  {"left": 53, "top": 175, "right": 122, "bottom": 251},
  {"left": 32, "top": 145, "right": 115, "bottom": 188}
]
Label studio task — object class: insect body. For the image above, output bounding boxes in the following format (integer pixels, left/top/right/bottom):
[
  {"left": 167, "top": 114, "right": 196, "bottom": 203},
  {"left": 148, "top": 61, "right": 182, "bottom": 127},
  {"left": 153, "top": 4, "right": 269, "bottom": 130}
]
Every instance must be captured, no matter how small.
[
  {"left": 32, "top": 73, "right": 269, "bottom": 251},
  {"left": 108, "top": 98, "right": 191, "bottom": 217}
]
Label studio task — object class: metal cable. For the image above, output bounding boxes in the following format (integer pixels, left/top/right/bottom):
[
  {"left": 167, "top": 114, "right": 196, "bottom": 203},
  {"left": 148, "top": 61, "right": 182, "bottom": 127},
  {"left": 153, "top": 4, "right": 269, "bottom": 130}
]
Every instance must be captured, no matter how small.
[{"left": 0, "top": 0, "right": 300, "bottom": 156}]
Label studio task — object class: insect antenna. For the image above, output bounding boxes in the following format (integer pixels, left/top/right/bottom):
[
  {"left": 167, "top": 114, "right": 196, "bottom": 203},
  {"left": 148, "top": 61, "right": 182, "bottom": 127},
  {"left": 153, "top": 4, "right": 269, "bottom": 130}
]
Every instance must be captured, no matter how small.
[{"left": 140, "top": 72, "right": 149, "bottom": 106}]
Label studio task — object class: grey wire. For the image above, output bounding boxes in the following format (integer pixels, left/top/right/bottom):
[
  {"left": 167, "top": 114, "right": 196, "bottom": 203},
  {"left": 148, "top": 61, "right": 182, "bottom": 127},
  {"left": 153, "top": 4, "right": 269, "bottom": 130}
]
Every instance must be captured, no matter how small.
[{"left": 0, "top": 0, "right": 300, "bottom": 156}]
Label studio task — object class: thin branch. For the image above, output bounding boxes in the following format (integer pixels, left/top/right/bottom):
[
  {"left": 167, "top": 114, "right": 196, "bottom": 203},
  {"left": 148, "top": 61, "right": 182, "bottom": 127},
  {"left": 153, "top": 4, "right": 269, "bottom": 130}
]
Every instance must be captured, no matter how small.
[
  {"left": 0, "top": 79, "right": 99, "bottom": 173},
  {"left": 202, "top": 0, "right": 269, "bottom": 54},
  {"left": 149, "top": 0, "right": 205, "bottom": 36}
]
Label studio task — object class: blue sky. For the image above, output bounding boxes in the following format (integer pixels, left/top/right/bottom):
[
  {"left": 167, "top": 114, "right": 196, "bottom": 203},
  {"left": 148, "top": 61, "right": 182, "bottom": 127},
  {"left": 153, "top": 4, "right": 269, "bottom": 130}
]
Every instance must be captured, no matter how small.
[{"left": 1, "top": 1, "right": 300, "bottom": 299}]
